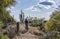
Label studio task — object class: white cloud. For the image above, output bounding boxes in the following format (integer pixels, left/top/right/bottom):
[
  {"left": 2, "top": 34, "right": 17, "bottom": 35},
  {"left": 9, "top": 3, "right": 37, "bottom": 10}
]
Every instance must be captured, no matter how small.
[
  {"left": 24, "top": 0, "right": 59, "bottom": 12},
  {"left": 39, "top": 0, "right": 58, "bottom": 9},
  {"left": 39, "top": 0, "right": 46, "bottom": 2},
  {"left": 6, "top": 6, "right": 14, "bottom": 11},
  {"left": 23, "top": 0, "right": 60, "bottom": 20},
  {"left": 44, "top": 5, "right": 52, "bottom": 9},
  {"left": 24, "top": 5, "right": 41, "bottom": 12},
  {"left": 24, "top": 6, "right": 33, "bottom": 10}
]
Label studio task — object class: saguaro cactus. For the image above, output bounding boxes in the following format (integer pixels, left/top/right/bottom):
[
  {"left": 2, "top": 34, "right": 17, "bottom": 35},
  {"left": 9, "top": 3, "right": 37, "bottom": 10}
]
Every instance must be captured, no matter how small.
[{"left": 19, "top": 10, "right": 24, "bottom": 23}]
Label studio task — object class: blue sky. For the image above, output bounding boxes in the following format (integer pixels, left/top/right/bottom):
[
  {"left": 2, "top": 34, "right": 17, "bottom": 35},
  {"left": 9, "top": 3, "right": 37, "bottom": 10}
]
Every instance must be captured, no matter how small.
[{"left": 8, "top": 0, "right": 60, "bottom": 21}]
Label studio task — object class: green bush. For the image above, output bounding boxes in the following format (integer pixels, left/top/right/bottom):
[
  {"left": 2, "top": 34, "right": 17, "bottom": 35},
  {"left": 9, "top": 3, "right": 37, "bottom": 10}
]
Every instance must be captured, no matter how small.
[
  {"left": 44, "top": 11, "right": 60, "bottom": 32},
  {"left": 0, "top": 34, "right": 8, "bottom": 39},
  {"left": 39, "top": 31, "right": 60, "bottom": 39},
  {"left": 0, "top": 21, "right": 3, "bottom": 31},
  {"left": 0, "top": 21, "right": 8, "bottom": 39},
  {"left": 45, "top": 32, "right": 60, "bottom": 39}
]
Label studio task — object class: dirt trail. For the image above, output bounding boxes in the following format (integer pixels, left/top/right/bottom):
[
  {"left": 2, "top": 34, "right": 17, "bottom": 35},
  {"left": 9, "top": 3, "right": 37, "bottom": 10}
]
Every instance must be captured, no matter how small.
[
  {"left": 13, "top": 24, "right": 40, "bottom": 39},
  {"left": 14, "top": 32, "right": 39, "bottom": 39}
]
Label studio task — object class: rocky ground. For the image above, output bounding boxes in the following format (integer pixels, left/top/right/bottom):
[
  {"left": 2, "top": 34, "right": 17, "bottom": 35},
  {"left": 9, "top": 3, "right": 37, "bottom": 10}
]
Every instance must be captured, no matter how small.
[
  {"left": 7, "top": 24, "right": 60, "bottom": 39},
  {"left": 13, "top": 24, "right": 41, "bottom": 39},
  {"left": 9, "top": 24, "right": 60, "bottom": 39},
  {"left": 14, "top": 32, "right": 39, "bottom": 39}
]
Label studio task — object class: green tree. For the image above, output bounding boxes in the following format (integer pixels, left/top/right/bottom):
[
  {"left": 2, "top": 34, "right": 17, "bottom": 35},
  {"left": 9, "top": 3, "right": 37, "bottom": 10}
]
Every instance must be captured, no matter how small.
[
  {"left": 0, "top": 0, "right": 15, "bottom": 39},
  {"left": 44, "top": 10, "right": 60, "bottom": 31},
  {"left": 0, "top": 0, "right": 15, "bottom": 23}
]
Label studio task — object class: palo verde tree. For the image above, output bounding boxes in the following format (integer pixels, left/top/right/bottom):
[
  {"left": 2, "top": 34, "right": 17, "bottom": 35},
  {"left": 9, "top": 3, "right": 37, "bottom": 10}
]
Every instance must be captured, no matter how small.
[
  {"left": 44, "top": 10, "right": 60, "bottom": 31},
  {"left": 0, "top": 0, "right": 15, "bottom": 23}
]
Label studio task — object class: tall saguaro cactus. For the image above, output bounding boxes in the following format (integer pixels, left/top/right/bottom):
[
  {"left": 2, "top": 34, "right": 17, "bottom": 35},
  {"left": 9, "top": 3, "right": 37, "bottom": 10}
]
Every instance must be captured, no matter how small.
[{"left": 20, "top": 10, "right": 25, "bottom": 23}]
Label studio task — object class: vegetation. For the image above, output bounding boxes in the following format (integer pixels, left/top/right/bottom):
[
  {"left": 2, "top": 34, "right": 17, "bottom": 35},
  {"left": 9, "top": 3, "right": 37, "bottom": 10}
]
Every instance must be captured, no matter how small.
[
  {"left": 28, "top": 17, "right": 47, "bottom": 30},
  {"left": 0, "top": 34, "right": 8, "bottom": 39},
  {"left": 0, "top": 0, "right": 60, "bottom": 39},
  {"left": 0, "top": 21, "right": 8, "bottom": 39},
  {"left": 0, "top": 0, "right": 15, "bottom": 24},
  {"left": 0, "top": 0, "right": 15, "bottom": 39},
  {"left": 42, "top": 31, "right": 60, "bottom": 39},
  {"left": 44, "top": 10, "right": 60, "bottom": 31},
  {"left": 29, "top": 17, "right": 43, "bottom": 26},
  {"left": 0, "top": 21, "right": 3, "bottom": 30}
]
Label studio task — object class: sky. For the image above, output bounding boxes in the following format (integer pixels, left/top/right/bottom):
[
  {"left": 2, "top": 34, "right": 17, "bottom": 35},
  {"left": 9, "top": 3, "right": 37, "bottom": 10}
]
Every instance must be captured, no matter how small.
[{"left": 8, "top": 0, "right": 60, "bottom": 22}]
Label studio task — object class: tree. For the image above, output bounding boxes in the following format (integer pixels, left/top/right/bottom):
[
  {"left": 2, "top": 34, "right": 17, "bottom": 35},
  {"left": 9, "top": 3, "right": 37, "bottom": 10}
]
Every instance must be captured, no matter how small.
[
  {"left": 0, "top": 0, "right": 15, "bottom": 39},
  {"left": 44, "top": 10, "right": 60, "bottom": 31},
  {"left": 0, "top": 0, "right": 15, "bottom": 7},
  {"left": 0, "top": 0, "right": 15, "bottom": 23}
]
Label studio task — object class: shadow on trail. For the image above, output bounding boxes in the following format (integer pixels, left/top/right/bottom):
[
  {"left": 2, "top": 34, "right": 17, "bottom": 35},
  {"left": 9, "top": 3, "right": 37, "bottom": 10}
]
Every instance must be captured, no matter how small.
[{"left": 20, "top": 29, "right": 28, "bottom": 34}]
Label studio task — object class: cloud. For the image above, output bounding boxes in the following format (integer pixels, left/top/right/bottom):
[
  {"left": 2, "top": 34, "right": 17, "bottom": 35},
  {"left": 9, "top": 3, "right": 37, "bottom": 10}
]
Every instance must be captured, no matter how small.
[
  {"left": 58, "top": 6, "right": 60, "bottom": 8},
  {"left": 39, "top": 0, "right": 58, "bottom": 9},
  {"left": 24, "top": 5, "right": 41, "bottom": 12},
  {"left": 24, "top": 0, "right": 60, "bottom": 12},
  {"left": 6, "top": 6, "right": 15, "bottom": 11},
  {"left": 39, "top": 1, "right": 53, "bottom": 5},
  {"left": 11, "top": 0, "right": 60, "bottom": 21},
  {"left": 39, "top": 0, "right": 46, "bottom": 2},
  {"left": 43, "top": 5, "right": 52, "bottom": 9},
  {"left": 58, "top": 5, "right": 60, "bottom": 9}
]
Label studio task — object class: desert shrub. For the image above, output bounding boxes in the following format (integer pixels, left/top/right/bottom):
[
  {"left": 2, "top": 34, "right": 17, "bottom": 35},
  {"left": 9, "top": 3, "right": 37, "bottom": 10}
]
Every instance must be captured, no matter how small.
[
  {"left": 39, "top": 31, "right": 60, "bottom": 39},
  {"left": 7, "top": 27, "right": 16, "bottom": 39},
  {"left": 0, "top": 21, "right": 4, "bottom": 34},
  {"left": 0, "top": 21, "right": 3, "bottom": 30},
  {"left": 0, "top": 34, "right": 8, "bottom": 39},
  {"left": 45, "top": 32, "right": 60, "bottom": 39},
  {"left": 44, "top": 11, "right": 60, "bottom": 32},
  {"left": 29, "top": 19, "right": 43, "bottom": 27}
]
